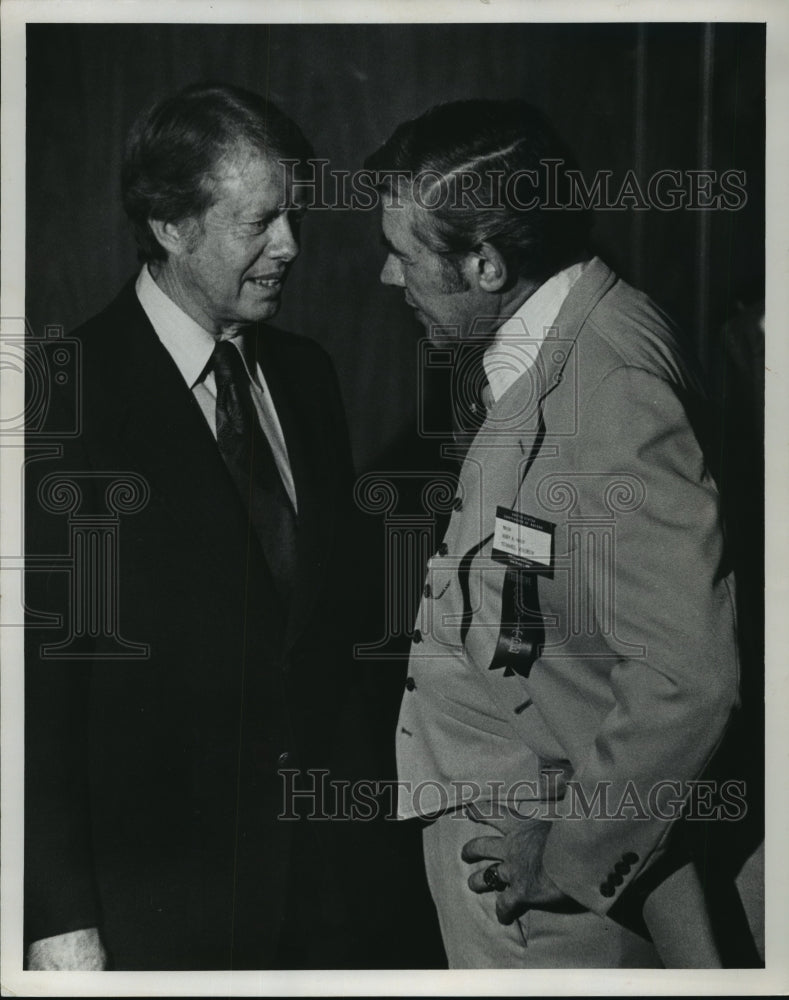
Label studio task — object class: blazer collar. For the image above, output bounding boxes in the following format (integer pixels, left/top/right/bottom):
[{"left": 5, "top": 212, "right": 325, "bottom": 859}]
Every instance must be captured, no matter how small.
[{"left": 490, "top": 256, "right": 618, "bottom": 427}]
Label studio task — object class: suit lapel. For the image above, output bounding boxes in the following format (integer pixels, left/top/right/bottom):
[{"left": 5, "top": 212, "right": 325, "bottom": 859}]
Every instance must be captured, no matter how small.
[
  {"left": 461, "top": 257, "right": 620, "bottom": 533},
  {"left": 482, "top": 256, "right": 619, "bottom": 436},
  {"left": 252, "top": 328, "right": 336, "bottom": 650},
  {"left": 106, "top": 287, "right": 286, "bottom": 620}
]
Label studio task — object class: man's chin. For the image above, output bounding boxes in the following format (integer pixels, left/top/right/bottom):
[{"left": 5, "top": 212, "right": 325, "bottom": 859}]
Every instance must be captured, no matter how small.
[
  {"left": 410, "top": 312, "right": 463, "bottom": 344},
  {"left": 246, "top": 300, "right": 282, "bottom": 324},
  {"left": 424, "top": 324, "right": 460, "bottom": 345}
]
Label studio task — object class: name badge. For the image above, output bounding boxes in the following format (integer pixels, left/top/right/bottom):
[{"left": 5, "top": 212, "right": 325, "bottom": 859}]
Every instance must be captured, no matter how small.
[{"left": 492, "top": 506, "right": 555, "bottom": 578}]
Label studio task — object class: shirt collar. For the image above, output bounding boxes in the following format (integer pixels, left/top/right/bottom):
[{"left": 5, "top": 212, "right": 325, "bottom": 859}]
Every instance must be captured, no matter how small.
[
  {"left": 483, "top": 260, "right": 589, "bottom": 403},
  {"left": 135, "top": 265, "right": 254, "bottom": 387}
]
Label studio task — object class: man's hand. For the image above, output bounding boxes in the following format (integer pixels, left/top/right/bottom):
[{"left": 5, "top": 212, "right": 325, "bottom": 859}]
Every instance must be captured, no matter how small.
[
  {"left": 461, "top": 808, "right": 580, "bottom": 925},
  {"left": 25, "top": 927, "right": 108, "bottom": 970}
]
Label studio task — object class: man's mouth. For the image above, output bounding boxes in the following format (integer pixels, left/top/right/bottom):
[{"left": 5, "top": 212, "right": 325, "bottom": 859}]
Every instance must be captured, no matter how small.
[{"left": 248, "top": 274, "right": 284, "bottom": 288}]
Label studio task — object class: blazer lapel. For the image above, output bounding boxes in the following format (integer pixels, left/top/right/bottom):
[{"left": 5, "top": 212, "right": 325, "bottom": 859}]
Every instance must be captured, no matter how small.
[
  {"left": 460, "top": 257, "right": 621, "bottom": 529},
  {"left": 252, "top": 329, "right": 335, "bottom": 650},
  {"left": 107, "top": 288, "right": 286, "bottom": 618},
  {"left": 482, "top": 256, "right": 619, "bottom": 436}
]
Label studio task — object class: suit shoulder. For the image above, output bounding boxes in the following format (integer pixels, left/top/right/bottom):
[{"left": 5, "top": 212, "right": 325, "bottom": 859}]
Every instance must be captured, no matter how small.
[
  {"left": 256, "top": 323, "right": 337, "bottom": 373},
  {"left": 68, "top": 280, "right": 144, "bottom": 352},
  {"left": 580, "top": 277, "right": 702, "bottom": 390},
  {"left": 258, "top": 322, "right": 329, "bottom": 355}
]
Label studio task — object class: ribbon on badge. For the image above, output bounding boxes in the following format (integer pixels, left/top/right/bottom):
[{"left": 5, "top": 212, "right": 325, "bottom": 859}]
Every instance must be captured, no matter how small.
[{"left": 488, "top": 506, "right": 555, "bottom": 678}]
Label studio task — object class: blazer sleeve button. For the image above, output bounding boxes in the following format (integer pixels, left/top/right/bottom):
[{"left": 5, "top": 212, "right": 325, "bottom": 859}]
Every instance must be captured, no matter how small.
[
  {"left": 610, "top": 872, "right": 624, "bottom": 887},
  {"left": 405, "top": 677, "right": 416, "bottom": 691},
  {"left": 438, "top": 542, "right": 449, "bottom": 556},
  {"left": 600, "top": 882, "right": 615, "bottom": 898},
  {"left": 412, "top": 628, "right": 423, "bottom": 644},
  {"left": 423, "top": 583, "right": 432, "bottom": 598},
  {"left": 622, "top": 852, "right": 639, "bottom": 864}
]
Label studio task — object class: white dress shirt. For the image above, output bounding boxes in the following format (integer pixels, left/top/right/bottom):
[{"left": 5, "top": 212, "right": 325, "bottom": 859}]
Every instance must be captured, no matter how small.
[
  {"left": 135, "top": 265, "right": 297, "bottom": 511},
  {"left": 483, "top": 260, "right": 589, "bottom": 403}
]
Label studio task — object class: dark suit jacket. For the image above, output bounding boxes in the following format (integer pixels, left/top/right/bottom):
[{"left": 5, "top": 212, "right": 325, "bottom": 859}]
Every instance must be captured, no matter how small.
[{"left": 24, "top": 279, "right": 358, "bottom": 970}]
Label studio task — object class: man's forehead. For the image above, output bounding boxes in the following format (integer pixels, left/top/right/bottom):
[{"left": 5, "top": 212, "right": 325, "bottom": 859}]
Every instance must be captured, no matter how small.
[
  {"left": 382, "top": 195, "right": 435, "bottom": 248},
  {"left": 208, "top": 144, "right": 310, "bottom": 210},
  {"left": 214, "top": 143, "right": 281, "bottom": 184}
]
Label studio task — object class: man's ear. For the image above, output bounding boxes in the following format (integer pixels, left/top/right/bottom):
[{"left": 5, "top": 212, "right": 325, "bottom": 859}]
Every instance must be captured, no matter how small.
[
  {"left": 467, "top": 241, "right": 508, "bottom": 292},
  {"left": 147, "top": 217, "right": 193, "bottom": 258}
]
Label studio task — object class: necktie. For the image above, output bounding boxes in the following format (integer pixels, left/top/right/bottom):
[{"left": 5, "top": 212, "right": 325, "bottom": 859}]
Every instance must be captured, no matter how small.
[
  {"left": 211, "top": 339, "right": 297, "bottom": 601},
  {"left": 450, "top": 339, "right": 493, "bottom": 460}
]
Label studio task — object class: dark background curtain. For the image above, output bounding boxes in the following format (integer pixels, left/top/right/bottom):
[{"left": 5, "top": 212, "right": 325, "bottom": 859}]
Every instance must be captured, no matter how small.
[
  {"left": 25, "top": 21, "right": 765, "bottom": 968},
  {"left": 26, "top": 22, "right": 764, "bottom": 473}
]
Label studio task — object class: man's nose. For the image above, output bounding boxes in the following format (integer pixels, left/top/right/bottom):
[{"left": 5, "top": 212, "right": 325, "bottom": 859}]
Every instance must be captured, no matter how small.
[
  {"left": 380, "top": 253, "right": 404, "bottom": 287},
  {"left": 267, "top": 214, "right": 299, "bottom": 262}
]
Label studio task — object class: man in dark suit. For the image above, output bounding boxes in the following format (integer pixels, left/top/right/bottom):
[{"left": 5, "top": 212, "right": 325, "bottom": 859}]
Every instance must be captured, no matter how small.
[
  {"left": 365, "top": 100, "right": 741, "bottom": 967},
  {"left": 24, "top": 83, "right": 357, "bottom": 970}
]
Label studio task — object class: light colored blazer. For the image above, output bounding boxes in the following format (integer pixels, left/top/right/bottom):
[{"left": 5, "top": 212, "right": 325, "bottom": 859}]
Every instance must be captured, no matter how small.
[{"left": 398, "top": 258, "right": 739, "bottom": 939}]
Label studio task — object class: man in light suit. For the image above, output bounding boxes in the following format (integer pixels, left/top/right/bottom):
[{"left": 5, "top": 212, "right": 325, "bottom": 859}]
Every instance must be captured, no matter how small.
[
  {"left": 366, "top": 100, "right": 741, "bottom": 967},
  {"left": 24, "top": 83, "right": 358, "bottom": 970}
]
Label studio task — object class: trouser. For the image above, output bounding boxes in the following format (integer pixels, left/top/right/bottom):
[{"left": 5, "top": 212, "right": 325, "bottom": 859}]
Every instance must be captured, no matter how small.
[{"left": 422, "top": 810, "right": 660, "bottom": 969}]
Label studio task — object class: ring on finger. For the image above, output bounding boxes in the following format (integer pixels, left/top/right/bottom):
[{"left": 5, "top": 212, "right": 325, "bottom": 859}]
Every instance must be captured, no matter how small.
[{"left": 483, "top": 863, "right": 508, "bottom": 892}]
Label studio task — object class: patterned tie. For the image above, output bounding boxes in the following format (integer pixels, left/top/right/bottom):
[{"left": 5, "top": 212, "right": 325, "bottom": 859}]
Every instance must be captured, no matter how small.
[{"left": 211, "top": 339, "right": 297, "bottom": 601}]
